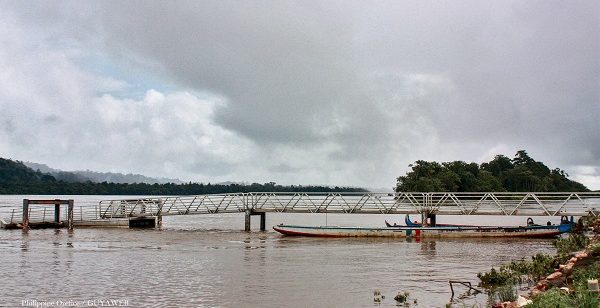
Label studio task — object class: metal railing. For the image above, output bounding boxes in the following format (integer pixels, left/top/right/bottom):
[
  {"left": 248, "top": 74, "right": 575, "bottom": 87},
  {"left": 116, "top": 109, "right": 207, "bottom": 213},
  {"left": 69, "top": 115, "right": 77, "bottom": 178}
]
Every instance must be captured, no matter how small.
[
  {"left": 2, "top": 192, "right": 599, "bottom": 225},
  {"left": 96, "top": 192, "right": 600, "bottom": 217},
  {"left": 97, "top": 193, "right": 248, "bottom": 218},
  {"left": 246, "top": 192, "right": 600, "bottom": 216},
  {"left": 1, "top": 199, "right": 101, "bottom": 225},
  {"left": 3, "top": 205, "right": 100, "bottom": 224}
]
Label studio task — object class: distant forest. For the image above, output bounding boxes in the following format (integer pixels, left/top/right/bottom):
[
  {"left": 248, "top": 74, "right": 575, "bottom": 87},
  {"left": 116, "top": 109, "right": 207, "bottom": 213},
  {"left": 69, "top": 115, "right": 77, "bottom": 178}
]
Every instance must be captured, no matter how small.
[
  {"left": 23, "top": 161, "right": 183, "bottom": 184},
  {"left": 396, "top": 150, "right": 589, "bottom": 192},
  {"left": 0, "top": 158, "right": 366, "bottom": 195}
]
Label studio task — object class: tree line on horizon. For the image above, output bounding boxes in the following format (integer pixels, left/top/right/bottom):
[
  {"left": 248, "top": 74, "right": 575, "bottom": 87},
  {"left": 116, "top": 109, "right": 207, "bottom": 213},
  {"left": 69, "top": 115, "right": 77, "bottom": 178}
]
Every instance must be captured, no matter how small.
[
  {"left": 396, "top": 150, "right": 589, "bottom": 192},
  {"left": 0, "top": 151, "right": 590, "bottom": 195},
  {"left": 0, "top": 158, "right": 366, "bottom": 195}
]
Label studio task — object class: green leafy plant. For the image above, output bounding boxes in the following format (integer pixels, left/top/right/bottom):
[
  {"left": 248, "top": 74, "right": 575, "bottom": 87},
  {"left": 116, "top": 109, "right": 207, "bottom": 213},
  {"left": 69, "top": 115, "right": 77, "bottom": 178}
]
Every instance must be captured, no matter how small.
[
  {"left": 478, "top": 267, "right": 516, "bottom": 287},
  {"left": 588, "top": 242, "right": 600, "bottom": 256},
  {"left": 525, "top": 288, "right": 573, "bottom": 308},
  {"left": 554, "top": 233, "right": 589, "bottom": 258},
  {"left": 572, "top": 290, "right": 600, "bottom": 308},
  {"left": 494, "top": 285, "right": 517, "bottom": 302},
  {"left": 478, "top": 252, "right": 562, "bottom": 288},
  {"left": 526, "top": 253, "right": 561, "bottom": 279}
]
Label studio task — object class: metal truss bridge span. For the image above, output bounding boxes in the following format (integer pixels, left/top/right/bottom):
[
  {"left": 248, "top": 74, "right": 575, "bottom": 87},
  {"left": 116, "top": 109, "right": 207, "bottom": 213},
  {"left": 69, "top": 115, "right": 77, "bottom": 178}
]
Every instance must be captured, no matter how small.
[
  {"left": 2, "top": 192, "right": 598, "bottom": 231},
  {"left": 97, "top": 192, "right": 600, "bottom": 218}
]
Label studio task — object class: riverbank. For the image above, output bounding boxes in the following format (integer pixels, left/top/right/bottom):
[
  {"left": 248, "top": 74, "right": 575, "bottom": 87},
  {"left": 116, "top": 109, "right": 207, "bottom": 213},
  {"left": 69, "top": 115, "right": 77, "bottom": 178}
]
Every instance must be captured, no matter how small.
[
  {"left": 525, "top": 238, "right": 600, "bottom": 307},
  {"left": 483, "top": 217, "right": 600, "bottom": 307}
]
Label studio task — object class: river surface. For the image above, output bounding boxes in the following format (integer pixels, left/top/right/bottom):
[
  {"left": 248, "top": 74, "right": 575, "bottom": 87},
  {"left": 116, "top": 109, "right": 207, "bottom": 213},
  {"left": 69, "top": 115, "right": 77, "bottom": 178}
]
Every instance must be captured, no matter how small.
[{"left": 0, "top": 195, "right": 562, "bottom": 307}]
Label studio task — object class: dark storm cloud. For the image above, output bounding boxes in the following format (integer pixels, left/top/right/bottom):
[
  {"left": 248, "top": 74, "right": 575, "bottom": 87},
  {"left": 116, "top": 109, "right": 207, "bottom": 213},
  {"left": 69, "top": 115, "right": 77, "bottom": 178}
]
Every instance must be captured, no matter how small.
[
  {"left": 92, "top": 1, "right": 360, "bottom": 144},
  {"left": 94, "top": 1, "right": 598, "bottom": 146}
]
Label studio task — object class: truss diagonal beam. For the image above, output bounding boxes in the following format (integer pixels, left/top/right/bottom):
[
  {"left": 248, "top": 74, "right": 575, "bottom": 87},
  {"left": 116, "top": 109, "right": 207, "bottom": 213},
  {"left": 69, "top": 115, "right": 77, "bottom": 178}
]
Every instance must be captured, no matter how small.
[{"left": 87, "top": 192, "right": 600, "bottom": 219}]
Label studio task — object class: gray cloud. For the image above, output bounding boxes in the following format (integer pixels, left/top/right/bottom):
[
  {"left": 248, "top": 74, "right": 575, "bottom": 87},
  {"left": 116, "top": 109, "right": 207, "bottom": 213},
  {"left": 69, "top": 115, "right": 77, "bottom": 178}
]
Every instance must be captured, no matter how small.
[
  {"left": 0, "top": 1, "right": 598, "bottom": 189},
  {"left": 268, "top": 163, "right": 301, "bottom": 174},
  {"left": 95, "top": 2, "right": 361, "bottom": 144}
]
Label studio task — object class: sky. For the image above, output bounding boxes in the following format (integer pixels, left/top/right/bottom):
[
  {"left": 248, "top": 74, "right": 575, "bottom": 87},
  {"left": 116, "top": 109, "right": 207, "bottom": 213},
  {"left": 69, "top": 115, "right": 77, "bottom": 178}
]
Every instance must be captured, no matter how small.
[{"left": 0, "top": 1, "right": 598, "bottom": 190}]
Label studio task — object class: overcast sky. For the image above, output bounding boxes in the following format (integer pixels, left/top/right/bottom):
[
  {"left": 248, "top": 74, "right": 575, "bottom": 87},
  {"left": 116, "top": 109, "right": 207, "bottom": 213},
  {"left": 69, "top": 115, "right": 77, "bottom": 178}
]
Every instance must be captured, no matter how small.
[{"left": 0, "top": 1, "right": 598, "bottom": 190}]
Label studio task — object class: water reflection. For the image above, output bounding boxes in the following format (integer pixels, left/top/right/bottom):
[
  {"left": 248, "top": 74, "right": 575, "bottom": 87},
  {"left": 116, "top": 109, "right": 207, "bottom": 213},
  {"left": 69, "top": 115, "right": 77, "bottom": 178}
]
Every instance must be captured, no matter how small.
[
  {"left": 419, "top": 240, "right": 437, "bottom": 258},
  {"left": 20, "top": 236, "right": 29, "bottom": 252},
  {"left": 243, "top": 236, "right": 267, "bottom": 250}
]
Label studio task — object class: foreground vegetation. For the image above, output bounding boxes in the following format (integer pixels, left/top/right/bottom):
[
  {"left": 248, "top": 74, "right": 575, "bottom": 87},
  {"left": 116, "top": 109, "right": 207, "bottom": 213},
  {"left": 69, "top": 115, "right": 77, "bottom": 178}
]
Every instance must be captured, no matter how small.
[
  {"left": 477, "top": 216, "right": 600, "bottom": 307},
  {"left": 478, "top": 234, "right": 589, "bottom": 287},
  {"left": 525, "top": 245, "right": 600, "bottom": 308},
  {"left": 397, "top": 150, "right": 588, "bottom": 192},
  {"left": 0, "top": 158, "right": 366, "bottom": 195}
]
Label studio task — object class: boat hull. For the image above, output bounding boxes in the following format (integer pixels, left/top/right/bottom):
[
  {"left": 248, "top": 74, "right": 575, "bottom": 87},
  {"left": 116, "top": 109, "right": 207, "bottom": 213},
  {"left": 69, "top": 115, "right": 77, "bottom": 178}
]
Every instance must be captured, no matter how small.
[{"left": 273, "top": 224, "right": 571, "bottom": 238}]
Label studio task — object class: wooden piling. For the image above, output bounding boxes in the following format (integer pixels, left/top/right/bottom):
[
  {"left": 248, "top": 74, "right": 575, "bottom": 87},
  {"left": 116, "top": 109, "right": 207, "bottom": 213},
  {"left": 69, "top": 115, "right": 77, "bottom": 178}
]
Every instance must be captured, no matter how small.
[
  {"left": 245, "top": 210, "right": 251, "bottom": 231},
  {"left": 54, "top": 199, "right": 61, "bottom": 223},
  {"left": 156, "top": 214, "right": 162, "bottom": 228},
  {"left": 67, "top": 199, "right": 74, "bottom": 231},
  {"left": 157, "top": 198, "right": 164, "bottom": 228},
  {"left": 259, "top": 212, "right": 266, "bottom": 231},
  {"left": 22, "top": 199, "right": 29, "bottom": 229}
]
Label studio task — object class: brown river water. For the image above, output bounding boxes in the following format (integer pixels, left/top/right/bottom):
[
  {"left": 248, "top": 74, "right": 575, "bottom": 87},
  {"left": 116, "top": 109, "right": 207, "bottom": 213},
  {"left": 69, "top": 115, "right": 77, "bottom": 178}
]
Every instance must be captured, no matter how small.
[{"left": 0, "top": 196, "right": 563, "bottom": 307}]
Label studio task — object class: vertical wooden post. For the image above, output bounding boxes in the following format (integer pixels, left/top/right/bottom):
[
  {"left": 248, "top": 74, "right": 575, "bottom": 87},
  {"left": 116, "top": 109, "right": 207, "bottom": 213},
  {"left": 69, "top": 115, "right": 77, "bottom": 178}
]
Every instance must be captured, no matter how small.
[
  {"left": 156, "top": 214, "right": 162, "bottom": 228},
  {"left": 156, "top": 198, "right": 163, "bottom": 228},
  {"left": 259, "top": 212, "right": 266, "bottom": 231},
  {"left": 54, "top": 199, "right": 61, "bottom": 223},
  {"left": 245, "top": 210, "right": 251, "bottom": 231},
  {"left": 22, "top": 199, "right": 30, "bottom": 229},
  {"left": 67, "top": 199, "right": 74, "bottom": 230}
]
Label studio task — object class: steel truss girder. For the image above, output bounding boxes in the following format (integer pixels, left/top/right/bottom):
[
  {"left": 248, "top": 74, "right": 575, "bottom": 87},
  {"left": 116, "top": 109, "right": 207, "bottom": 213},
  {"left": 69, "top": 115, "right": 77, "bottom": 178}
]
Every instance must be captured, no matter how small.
[{"left": 88, "top": 192, "right": 600, "bottom": 219}]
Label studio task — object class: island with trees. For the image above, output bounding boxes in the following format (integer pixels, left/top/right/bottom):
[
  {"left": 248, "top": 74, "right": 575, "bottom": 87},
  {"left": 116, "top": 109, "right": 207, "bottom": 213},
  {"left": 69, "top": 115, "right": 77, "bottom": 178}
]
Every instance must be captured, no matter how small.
[{"left": 396, "top": 150, "right": 588, "bottom": 192}]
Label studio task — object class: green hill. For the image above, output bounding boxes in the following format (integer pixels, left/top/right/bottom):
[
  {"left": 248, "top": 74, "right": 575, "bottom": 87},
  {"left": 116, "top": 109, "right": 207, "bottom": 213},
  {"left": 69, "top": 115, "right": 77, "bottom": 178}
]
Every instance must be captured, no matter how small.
[
  {"left": 0, "top": 158, "right": 57, "bottom": 185},
  {"left": 23, "top": 161, "right": 184, "bottom": 184},
  {"left": 396, "top": 150, "right": 589, "bottom": 192}
]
